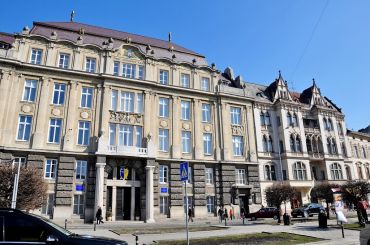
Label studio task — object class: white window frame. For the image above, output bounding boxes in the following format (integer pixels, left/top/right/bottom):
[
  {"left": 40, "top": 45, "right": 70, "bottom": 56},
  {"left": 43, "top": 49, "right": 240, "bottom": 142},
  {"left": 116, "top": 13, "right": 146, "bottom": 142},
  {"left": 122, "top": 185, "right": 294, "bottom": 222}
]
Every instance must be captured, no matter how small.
[
  {"left": 80, "top": 87, "right": 93, "bottom": 108},
  {"left": 73, "top": 194, "right": 84, "bottom": 215},
  {"left": 235, "top": 169, "right": 246, "bottom": 185},
  {"left": 30, "top": 48, "right": 42, "bottom": 65},
  {"left": 181, "top": 73, "right": 190, "bottom": 88},
  {"left": 202, "top": 103, "right": 211, "bottom": 123},
  {"left": 293, "top": 162, "right": 307, "bottom": 180},
  {"left": 85, "top": 57, "right": 96, "bottom": 73},
  {"left": 52, "top": 83, "right": 66, "bottom": 105},
  {"left": 203, "top": 133, "right": 212, "bottom": 155},
  {"left": 122, "top": 63, "right": 136, "bottom": 78},
  {"left": 181, "top": 101, "right": 191, "bottom": 120},
  {"left": 111, "top": 90, "right": 118, "bottom": 111},
  {"left": 75, "top": 160, "right": 87, "bottom": 181},
  {"left": 138, "top": 65, "right": 144, "bottom": 80},
  {"left": 159, "top": 69, "right": 169, "bottom": 85},
  {"left": 44, "top": 159, "right": 58, "bottom": 179},
  {"left": 22, "top": 80, "right": 37, "bottom": 102},
  {"left": 48, "top": 118, "right": 62, "bottom": 144},
  {"left": 206, "top": 196, "right": 215, "bottom": 213},
  {"left": 135, "top": 126, "right": 142, "bottom": 147},
  {"left": 205, "top": 168, "right": 214, "bottom": 184},
  {"left": 136, "top": 93, "right": 143, "bottom": 113},
  {"left": 201, "top": 77, "right": 210, "bottom": 91},
  {"left": 121, "top": 92, "right": 134, "bottom": 112},
  {"left": 159, "top": 97, "right": 169, "bottom": 117},
  {"left": 182, "top": 131, "right": 192, "bottom": 153},
  {"left": 159, "top": 129, "right": 169, "bottom": 152},
  {"left": 109, "top": 123, "right": 116, "bottom": 146},
  {"left": 230, "top": 107, "right": 241, "bottom": 125},
  {"left": 16, "top": 115, "right": 32, "bottom": 141},
  {"left": 118, "top": 124, "right": 133, "bottom": 146},
  {"left": 77, "top": 121, "right": 90, "bottom": 146},
  {"left": 159, "top": 165, "right": 168, "bottom": 183},
  {"left": 232, "top": 136, "right": 244, "bottom": 156},
  {"left": 58, "top": 53, "right": 70, "bottom": 69},
  {"left": 113, "top": 61, "right": 120, "bottom": 76}
]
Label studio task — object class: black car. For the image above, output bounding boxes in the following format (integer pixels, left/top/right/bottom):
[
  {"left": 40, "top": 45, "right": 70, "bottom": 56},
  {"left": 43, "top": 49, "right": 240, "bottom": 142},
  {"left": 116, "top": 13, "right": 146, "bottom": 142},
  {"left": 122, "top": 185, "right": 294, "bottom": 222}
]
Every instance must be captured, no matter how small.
[
  {"left": 0, "top": 208, "right": 127, "bottom": 244},
  {"left": 291, "top": 203, "right": 324, "bottom": 218}
]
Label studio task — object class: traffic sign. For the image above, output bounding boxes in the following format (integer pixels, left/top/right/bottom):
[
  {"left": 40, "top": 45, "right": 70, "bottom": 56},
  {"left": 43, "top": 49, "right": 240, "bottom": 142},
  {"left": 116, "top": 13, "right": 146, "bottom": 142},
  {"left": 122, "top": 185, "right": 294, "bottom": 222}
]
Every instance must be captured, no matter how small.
[{"left": 180, "top": 162, "right": 189, "bottom": 181}]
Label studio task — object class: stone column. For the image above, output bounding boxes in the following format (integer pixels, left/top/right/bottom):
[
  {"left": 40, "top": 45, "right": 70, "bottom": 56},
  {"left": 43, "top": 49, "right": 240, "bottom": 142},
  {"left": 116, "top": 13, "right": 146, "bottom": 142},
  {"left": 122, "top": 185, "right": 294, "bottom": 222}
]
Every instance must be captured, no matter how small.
[
  {"left": 131, "top": 169, "right": 136, "bottom": 220},
  {"left": 143, "top": 91, "right": 152, "bottom": 137},
  {"left": 32, "top": 77, "right": 51, "bottom": 149},
  {"left": 63, "top": 81, "right": 79, "bottom": 151},
  {"left": 98, "top": 85, "right": 111, "bottom": 151},
  {"left": 193, "top": 99, "right": 202, "bottom": 159},
  {"left": 145, "top": 162, "right": 155, "bottom": 223},
  {"left": 112, "top": 186, "right": 117, "bottom": 221},
  {"left": 221, "top": 103, "right": 231, "bottom": 160},
  {"left": 95, "top": 156, "right": 106, "bottom": 219},
  {"left": 172, "top": 96, "right": 181, "bottom": 158}
]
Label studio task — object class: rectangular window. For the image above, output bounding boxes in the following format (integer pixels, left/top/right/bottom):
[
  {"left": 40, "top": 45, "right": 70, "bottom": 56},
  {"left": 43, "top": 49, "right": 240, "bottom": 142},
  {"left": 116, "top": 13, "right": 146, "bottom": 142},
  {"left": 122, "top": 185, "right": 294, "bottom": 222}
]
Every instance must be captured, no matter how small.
[
  {"left": 159, "top": 165, "right": 168, "bottom": 183},
  {"left": 113, "top": 61, "right": 119, "bottom": 76},
  {"left": 80, "top": 87, "right": 93, "bottom": 108},
  {"left": 52, "top": 83, "right": 66, "bottom": 105},
  {"left": 75, "top": 160, "right": 87, "bottom": 180},
  {"left": 48, "top": 118, "right": 62, "bottom": 143},
  {"left": 121, "top": 92, "right": 134, "bottom": 112},
  {"left": 77, "top": 121, "right": 90, "bottom": 145},
  {"left": 206, "top": 196, "right": 215, "bottom": 213},
  {"left": 230, "top": 107, "right": 241, "bottom": 125},
  {"left": 85, "top": 57, "right": 96, "bottom": 73},
  {"left": 30, "top": 48, "right": 42, "bottom": 65},
  {"left": 17, "top": 115, "right": 32, "bottom": 141},
  {"left": 160, "top": 196, "right": 168, "bottom": 215},
  {"left": 122, "top": 63, "right": 136, "bottom": 78},
  {"left": 22, "top": 80, "right": 37, "bottom": 102},
  {"left": 159, "top": 129, "right": 169, "bottom": 152},
  {"left": 182, "top": 131, "right": 191, "bottom": 153},
  {"left": 41, "top": 194, "right": 54, "bottom": 215},
  {"left": 205, "top": 168, "right": 214, "bottom": 184},
  {"left": 203, "top": 133, "right": 212, "bottom": 155},
  {"left": 73, "top": 195, "right": 84, "bottom": 215},
  {"left": 135, "top": 126, "right": 142, "bottom": 147},
  {"left": 138, "top": 65, "right": 144, "bottom": 80},
  {"left": 13, "top": 157, "right": 26, "bottom": 169},
  {"left": 159, "top": 70, "right": 169, "bottom": 85},
  {"left": 181, "top": 73, "right": 190, "bottom": 88},
  {"left": 136, "top": 93, "right": 143, "bottom": 113},
  {"left": 235, "top": 169, "right": 246, "bottom": 185},
  {"left": 201, "top": 77, "right": 210, "bottom": 91},
  {"left": 111, "top": 90, "right": 118, "bottom": 111},
  {"left": 109, "top": 123, "right": 116, "bottom": 146},
  {"left": 44, "top": 159, "right": 57, "bottom": 179},
  {"left": 232, "top": 136, "right": 244, "bottom": 156},
  {"left": 159, "top": 97, "right": 169, "bottom": 117},
  {"left": 202, "top": 103, "right": 211, "bottom": 123},
  {"left": 181, "top": 101, "right": 191, "bottom": 120},
  {"left": 58, "top": 53, "right": 70, "bottom": 69},
  {"left": 118, "top": 124, "right": 133, "bottom": 146}
]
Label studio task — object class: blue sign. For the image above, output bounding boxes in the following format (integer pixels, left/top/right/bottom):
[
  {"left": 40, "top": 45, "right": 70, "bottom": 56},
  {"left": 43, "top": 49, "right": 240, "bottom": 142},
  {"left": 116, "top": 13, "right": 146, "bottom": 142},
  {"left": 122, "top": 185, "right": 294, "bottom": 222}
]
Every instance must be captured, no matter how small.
[
  {"left": 180, "top": 162, "right": 189, "bottom": 181},
  {"left": 160, "top": 187, "right": 168, "bottom": 193},
  {"left": 76, "top": 185, "right": 84, "bottom": 191}
]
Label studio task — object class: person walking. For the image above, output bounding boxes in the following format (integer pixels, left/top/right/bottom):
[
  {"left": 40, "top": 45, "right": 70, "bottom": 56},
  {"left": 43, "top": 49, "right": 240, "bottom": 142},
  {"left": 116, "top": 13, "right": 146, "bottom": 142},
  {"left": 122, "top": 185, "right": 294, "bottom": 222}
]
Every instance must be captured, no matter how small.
[
  {"left": 229, "top": 208, "right": 233, "bottom": 221},
  {"left": 218, "top": 207, "right": 224, "bottom": 223},
  {"left": 188, "top": 207, "right": 193, "bottom": 222},
  {"left": 96, "top": 206, "right": 104, "bottom": 224},
  {"left": 240, "top": 207, "right": 246, "bottom": 219},
  {"left": 224, "top": 207, "right": 228, "bottom": 220}
]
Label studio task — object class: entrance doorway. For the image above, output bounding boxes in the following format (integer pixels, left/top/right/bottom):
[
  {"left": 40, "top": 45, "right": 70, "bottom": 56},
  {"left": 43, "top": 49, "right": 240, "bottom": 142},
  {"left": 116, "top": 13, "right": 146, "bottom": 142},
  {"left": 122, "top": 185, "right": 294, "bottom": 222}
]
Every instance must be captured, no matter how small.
[
  {"left": 240, "top": 195, "right": 250, "bottom": 215},
  {"left": 116, "top": 187, "right": 131, "bottom": 220}
]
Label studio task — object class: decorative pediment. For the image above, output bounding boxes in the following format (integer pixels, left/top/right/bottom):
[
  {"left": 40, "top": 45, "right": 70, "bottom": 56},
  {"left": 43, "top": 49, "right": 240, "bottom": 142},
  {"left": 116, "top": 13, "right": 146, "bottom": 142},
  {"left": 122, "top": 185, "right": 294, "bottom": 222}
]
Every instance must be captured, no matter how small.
[
  {"left": 117, "top": 46, "right": 142, "bottom": 60},
  {"left": 231, "top": 125, "right": 245, "bottom": 135},
  {"left": 109, "top": 111, "right": 142, "bottom": 125}
]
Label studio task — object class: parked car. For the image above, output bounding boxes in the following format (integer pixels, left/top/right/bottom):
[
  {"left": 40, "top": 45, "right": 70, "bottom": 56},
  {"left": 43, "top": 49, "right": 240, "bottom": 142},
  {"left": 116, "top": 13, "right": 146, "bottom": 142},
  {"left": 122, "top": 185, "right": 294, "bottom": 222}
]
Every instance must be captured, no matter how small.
[
  {"left": 291, "top": 203, "right": 325, "bottom": 218},
  {"left": 0, "top": 208, "right": 128, "bottom": 244},
  {"left": 246, "top": 207, "right": 279, "bottom": 220}
]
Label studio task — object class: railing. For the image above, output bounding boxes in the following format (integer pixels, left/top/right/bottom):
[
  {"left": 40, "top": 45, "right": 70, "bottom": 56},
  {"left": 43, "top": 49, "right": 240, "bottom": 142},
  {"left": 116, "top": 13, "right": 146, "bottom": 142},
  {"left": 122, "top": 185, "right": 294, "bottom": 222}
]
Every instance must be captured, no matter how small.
[
  {"left": 308, "top": 152, "right": 324, "bottom": 159},
  {"left": 106, "top": 145, "right": 148, "bottom": 156},
  {"left": 304, "top": 127, "right": 321, "bottom": 134}
]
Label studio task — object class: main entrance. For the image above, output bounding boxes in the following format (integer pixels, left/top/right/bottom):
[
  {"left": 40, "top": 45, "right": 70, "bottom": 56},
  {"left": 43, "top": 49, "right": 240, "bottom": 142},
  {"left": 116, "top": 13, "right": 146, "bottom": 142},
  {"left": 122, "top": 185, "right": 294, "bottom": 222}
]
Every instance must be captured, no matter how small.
[{"left": 116, "top": 187, "right": 131, "bottom": 220}]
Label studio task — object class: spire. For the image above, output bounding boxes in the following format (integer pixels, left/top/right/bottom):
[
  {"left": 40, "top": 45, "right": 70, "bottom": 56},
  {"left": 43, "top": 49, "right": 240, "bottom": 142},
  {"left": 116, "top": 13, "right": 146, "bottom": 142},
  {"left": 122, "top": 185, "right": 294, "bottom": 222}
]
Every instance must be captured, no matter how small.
[
  {"left": 312, "top": 78, "right": 316, "bottom": 87},
  {"left": 168, "top": 32, "right": 172, "bottom": 43},
  {"left": 70, "top": 10, "right": 75, "bottom": 22}
]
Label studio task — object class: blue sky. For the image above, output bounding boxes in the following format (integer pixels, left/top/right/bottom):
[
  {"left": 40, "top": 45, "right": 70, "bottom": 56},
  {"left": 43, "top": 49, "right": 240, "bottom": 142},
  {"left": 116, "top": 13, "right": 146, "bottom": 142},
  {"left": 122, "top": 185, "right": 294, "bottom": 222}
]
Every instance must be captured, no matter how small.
[{"left": 1, "top": 0, "right": 368, "bottom": 130}]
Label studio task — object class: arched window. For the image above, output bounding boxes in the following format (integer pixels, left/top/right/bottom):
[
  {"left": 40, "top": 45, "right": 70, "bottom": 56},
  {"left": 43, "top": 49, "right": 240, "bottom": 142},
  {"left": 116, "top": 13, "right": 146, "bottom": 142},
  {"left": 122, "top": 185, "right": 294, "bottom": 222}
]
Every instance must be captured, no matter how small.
[
  {"left": 357, "top": 164, "right": 363, "bottom": 179},
  {"left": 262, "top": 135, "right": 268, "bottom": 152},
  {"left": 366, "top": 165, "right": 370, "bottom": 179},
  {"left": 362, "top": 147, "right": 367, "bottom": 159},
  {"left": 332, "top": 139, "right": 337, "bottom": 155},
  {"left": 268, "top": 136, "right": 273, "bottom": 152},
  {"left": 354, "top": 146, "right": 359, "bottom": 158},
  {"left": 327, "top": 138, "right": 332, "bottom": 154},
  {"left": 318, "top": 137, "right": 323, "bottom": 153},
  {"left": 323, "top": 118, "right": 328, "bottom": 130},
  {"left": 260, "top": 112, "right": 265, "bottom": 126},
  {"left": 265, "top": 112, "right": 271, "bottom": 126},
  {"left": 287, "top": 112, "right": 292, "bottom": 126},
  {"left": 265, "top": 164, "right": 276, "bottom": 181},
  {"left": 290, "top": 135, "right": 296, "bottom": 152},
  {"left": 330, "top": 163, "right": 343, "bottom": 180},
  {"left": 345, "top": 165, "right": 351, "bottom": 180},
  {"left": 296, "top": 136, "right": 302, "bottom": 152},
  {"left": 337, "top": 122, "right": 343, "bottom": 135},
  {"left": 341, "top": 142, "right": 347, "bottom": 157},
  {"left": 292, "top": 113, "right": 298, "bottom": 127},
  {"left": 293, "top": 162, "right": 307, "bottom": 180},
  {"left": 328, "top": 119, "right": 333, "bottom": 131},
  {"left": 306, "top": 137, "right": 312, "bottom": 153}
]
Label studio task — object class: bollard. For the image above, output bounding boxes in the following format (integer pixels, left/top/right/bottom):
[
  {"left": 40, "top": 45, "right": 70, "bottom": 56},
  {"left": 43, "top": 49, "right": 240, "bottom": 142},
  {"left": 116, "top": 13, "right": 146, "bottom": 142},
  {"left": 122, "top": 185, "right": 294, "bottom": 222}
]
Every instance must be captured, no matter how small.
[
  {"left": 132, "top": 234, "right": 139, "bottom": 245},
  {"left": 64, "top": 219, "right": 67, "bottom": 230},
  {"left": 94, "top": 222, "right": 96, "bottom": 231}
]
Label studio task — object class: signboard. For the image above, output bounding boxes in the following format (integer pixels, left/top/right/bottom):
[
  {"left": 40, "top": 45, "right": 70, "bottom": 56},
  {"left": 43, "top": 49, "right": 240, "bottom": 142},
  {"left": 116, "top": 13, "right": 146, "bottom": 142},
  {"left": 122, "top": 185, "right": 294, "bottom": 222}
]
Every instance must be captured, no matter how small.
[
  {"left": 180, "top": 162, "right": 189, "bottom": 181},
  {"left": 76, "top": 185, "right": 84, "bottom": 191},
  {"left": 160, "top": 187, "right": 168, "bottom": 193}
]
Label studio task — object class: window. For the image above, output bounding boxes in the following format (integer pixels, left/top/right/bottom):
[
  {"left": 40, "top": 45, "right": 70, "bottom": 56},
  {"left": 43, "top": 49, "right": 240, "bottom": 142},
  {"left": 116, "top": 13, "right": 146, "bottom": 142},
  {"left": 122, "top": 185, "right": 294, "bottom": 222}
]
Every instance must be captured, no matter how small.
[
  {"left": 135, "top": 126, "right": 142, "bottom": 147},
  {"left": 358, "top": 165, "right": 364, "bottom": 179},
  {"left": 159, "top": 129, "right": 169, "bottom": 152},
  {"left": 201, "top": 77, "right": 210, "bottom": 91},
  {"left": 232, "top": 136, "right": 243, "bottom": 156},
  {"left": 296, "top": 136, "right": 302, "bottom": 152},
  {"left": 182, "top": 131, "right": 191, "bottom": 153},
  {"left": 287, "top": 112, "right": 292, "bottom": 126},
  {"left": 202, "top": 103, "right": 211, "bottom": 123},
  {"left": 48, "top": 118, "right": 62, "bottom": 143},
  {"left": 341, "top": 142, "right": 347, "bottom": 157},
  {"left": 13, "top": 157, "right": 26, "bottom": 169},
  {"left": 327, "top": 137, "right": 337, "bottom": 155},
  {"left": 122, "top": 63, "right": 136, "bottom": 78},
  {"left": 235, "top": 169, "right": 246, "bottom": 185},
  {"left": 16, "top": 115, "right": 32, "bottom": 141},
  {"left": 265, "top": 112, "right": 271, "bottom": 126},
  {"left": 181, "top": 73, "right": 190, "bottom": 88},
  {"left": 293, "top": 162, "right": 307, "bottom": 180},
  {"left": 337, "top": 122, "right": 343, "bottom": 135},
  {"left": 159, "top": 97, "right": 169, "bottom": 117},
  {"left": 81, "top": 87, "right": 93, "bottom": 108},
  {"left": 41, "top": 193, "right": 54, "bottom": 216},
  {"left": 160, "top": 196, "right": 168, "bottom": 215},
  {"left": 30, "top": 48, "right": 42, "bottom": 64},
  {"left": 292, "top": 113, "right": 298, "bottom": 126},
  {"left": 328, "top": 119, "right": 333, "bottom": 131},
  {"left": 345, "top": 166, "right": 352, "bottom": 180},
  {"left": 109, "top": 123, "right": 116, "bottom": 145},
  {"left": 121, "top": 92, "right": 134, "bottom": 112},
  {"left": 77, "top": 121, "right": 90, "bottom": 145},
  {"left": 262, "top": 135, "right": 268, "bottom": 152},
  {"left": 159, "top": 70, "right": 169, "bottom": 85},
  {"left": 138, "top": 65, "right": 144, "bottom": 80},
  {"left": 22, "top": 79, "right": 37, "bottom": 102},
  {"left": 111, "top": 90, "right": 118, "bottom": 111},
  {"left": 362, "top": 147, "right": 367, "bottom": 159},
  {"left": 85, "top": 57, "right": 96, "bottom": 73},
  {"left": 260, "top": 112, "right": 265, "bottom": 126},
  {"left": 52, "top": 83, "right": 66, "bottom": 105},
  {"left": 181, "top": 100, "right": 191, "bottom": 120},
  {"left": 330, "top": 163, "right": 343, "bottom": 180},
  {"left": 206, "top": 196, "right": 215, "bottom": 213},
  {"left": 118, "top": 125, "right": 133, "bottom": 146},
  {"left": 159, "top": 165, "right": 168, "bottom": 183},
  {"left": 136, "top": 93, "right": 143, "bottom": 113},
  {"left": 290, "top": 134, "right": 302, "bottom": 152},
  {"left": 205, "top": 168, "right": 214, "bottom": 184},
  {"left": 230, "top": 107, "right": 241, "bottom": 125},
  {"left": 75, "top": 160, "right": 87, "bottom": 180},
  {"left": 203, "top": 133, "right": 212, "bottom": 155},
  {"left": 73, "top": 195, "right": 84, "bottom": 215},
  {"left": 265, "top": 165, "right": 276, "bottom": 181},
  {"left": 59, "top": 53, "right": 70, "bottom": 69},
  {"left": 354, "top": 146, "right": 359, "bottom": 158},
  {"left": 45, "top": 159, "right": 57, "bottom": 179},
  {"left": 113, "top": 61, "right": 119, "bottom": 75}
]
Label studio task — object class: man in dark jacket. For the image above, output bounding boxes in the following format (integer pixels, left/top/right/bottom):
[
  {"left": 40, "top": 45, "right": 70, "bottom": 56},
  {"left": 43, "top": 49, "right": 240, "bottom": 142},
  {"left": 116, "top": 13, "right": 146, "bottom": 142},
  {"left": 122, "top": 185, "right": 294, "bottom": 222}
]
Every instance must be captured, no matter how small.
[{"left": 96, "top": 206, "right": 104, "bottom": 224}]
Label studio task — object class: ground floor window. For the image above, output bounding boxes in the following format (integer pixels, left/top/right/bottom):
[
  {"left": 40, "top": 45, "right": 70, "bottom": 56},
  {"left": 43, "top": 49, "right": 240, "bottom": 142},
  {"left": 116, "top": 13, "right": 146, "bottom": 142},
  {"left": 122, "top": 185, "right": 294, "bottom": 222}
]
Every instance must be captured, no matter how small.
[
  {"left": 159, "top": 196, "right": 168, "bottom": 215},
  {"left": 41, "top": 193, "right": 54, "bottom": 216},
  {"left": 73, "top": 195, "right": 84, "bottom": 215},
  {"left": 206, "top": 196, "right": 215, "bottom": 213}
]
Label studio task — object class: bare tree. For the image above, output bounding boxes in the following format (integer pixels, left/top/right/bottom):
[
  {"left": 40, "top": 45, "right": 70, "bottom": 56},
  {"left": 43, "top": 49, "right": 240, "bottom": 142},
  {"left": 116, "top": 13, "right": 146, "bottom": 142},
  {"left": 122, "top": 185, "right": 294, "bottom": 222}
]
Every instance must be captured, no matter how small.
[
  {"left": 265, "top": 183, "right": 297, "bottom": 223},
  {"left": 342, "top": 181, "right": 370, "bottom": 204},
  {"left": 310, "top": 183, "right": 340, "bottom": 218},
  {"left": 0, "top": 164, "right": 47, "bottom": 211}
]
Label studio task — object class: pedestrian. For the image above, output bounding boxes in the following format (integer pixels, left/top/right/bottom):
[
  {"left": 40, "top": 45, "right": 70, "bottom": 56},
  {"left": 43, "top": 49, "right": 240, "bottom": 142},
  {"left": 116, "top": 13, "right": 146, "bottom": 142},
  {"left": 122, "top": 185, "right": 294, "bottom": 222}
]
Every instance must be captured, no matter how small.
[
  {"left": 188, "top": 207, "right": 193, "bottom": 222},
  {"left": 240, "top": 207, "right": 245, "bottom": 219},
  {"left": 218, "top": 207, "right": 224, "bottom": 223},
  {"left": 229, "top": 208, "right": 233, "bottom": 220},
  {"left": 96, "top": 206, "right": 104, "bottom": 224},
  {"left": 224, "top": 207, "right": 228, "bottom": 220},
  {"left": 360, "top": 199, "right": 369, "bottom": 222}
]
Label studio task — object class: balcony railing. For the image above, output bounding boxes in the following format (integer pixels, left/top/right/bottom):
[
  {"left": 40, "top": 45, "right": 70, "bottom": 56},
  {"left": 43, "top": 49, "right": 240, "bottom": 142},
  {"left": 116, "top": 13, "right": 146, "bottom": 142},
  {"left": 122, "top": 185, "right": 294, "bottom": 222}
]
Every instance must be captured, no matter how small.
[
  {"left": 308, "top": 152, "right": 324, "bottom": 159},
  {"left": 106, "top": 145, "right": 148, "bottom": 156}
]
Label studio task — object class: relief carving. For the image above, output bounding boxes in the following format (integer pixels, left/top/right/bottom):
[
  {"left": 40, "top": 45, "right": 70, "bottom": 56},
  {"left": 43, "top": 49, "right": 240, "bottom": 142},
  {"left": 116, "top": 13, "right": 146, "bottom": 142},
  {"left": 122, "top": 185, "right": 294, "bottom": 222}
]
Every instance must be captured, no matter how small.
[
  {"left": 109, "top": 111, "right": 142, "bottom": 125},
  {"left": 231, "top": 125, "right": 245, "bottom": 135}
]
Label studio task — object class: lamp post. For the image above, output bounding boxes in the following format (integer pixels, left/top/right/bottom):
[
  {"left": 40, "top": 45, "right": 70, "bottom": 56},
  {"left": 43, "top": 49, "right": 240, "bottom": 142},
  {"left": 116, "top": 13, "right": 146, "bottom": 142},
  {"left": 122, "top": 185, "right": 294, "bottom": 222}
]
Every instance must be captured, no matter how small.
[{"left": 11, "top": 158, "right": 21, "bottom": 209}]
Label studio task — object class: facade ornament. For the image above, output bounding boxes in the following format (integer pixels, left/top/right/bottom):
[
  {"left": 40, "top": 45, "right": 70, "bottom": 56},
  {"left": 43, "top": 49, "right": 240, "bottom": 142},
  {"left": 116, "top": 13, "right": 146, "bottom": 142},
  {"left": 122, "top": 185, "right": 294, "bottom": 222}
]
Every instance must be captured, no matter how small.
[
  {"left": 109, "top": 111, "right": 143, "bottom": 125},
  {"left": 231, "top": 125, "right": 245, "bottom": 135}
]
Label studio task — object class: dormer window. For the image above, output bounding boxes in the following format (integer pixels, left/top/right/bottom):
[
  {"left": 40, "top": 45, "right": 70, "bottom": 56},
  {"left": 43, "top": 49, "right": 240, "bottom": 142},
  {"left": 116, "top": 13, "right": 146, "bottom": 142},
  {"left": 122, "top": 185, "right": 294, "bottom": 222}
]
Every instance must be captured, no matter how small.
[
  {"left": 30, "top": 48, "right": 42, "bottom": 65},
  {"left": 85, "top": 57, "right": 96, "bottom": 73},
  {"left": 159, "top": 70, "right": 169, "bottom": 85}
]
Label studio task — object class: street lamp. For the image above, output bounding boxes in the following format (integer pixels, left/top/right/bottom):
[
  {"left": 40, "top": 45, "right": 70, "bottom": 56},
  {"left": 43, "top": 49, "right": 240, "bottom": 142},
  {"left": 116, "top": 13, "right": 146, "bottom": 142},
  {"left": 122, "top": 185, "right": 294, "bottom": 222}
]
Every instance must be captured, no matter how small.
[{"left": 10, "top": 158, "right": 21, "bottom": 209}]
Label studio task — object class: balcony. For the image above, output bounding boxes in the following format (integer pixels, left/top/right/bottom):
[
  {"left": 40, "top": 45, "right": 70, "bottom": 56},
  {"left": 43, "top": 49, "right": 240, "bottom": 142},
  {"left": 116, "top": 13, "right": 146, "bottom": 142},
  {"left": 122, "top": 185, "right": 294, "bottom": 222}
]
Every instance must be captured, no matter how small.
[
  {"left": 308, "top": 152, "right": 324, "bottom": 160},
  {"left": 304, "top": 127, "right": 321, "bottom": 134},
  {"left": 97, "top": 137, "right": 156, "bottom": 158}
]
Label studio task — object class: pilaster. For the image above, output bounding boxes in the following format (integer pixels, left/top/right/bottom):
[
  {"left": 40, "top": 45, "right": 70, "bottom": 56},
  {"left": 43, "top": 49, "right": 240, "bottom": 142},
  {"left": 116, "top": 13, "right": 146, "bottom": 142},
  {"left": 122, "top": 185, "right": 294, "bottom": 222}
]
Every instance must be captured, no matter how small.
[
  {"left": 145, "top": 160, "right": 155, "bottom": 223},
  {"left": 172, "top": 96, "right": 181, "bottom": 158},
  {"left": 193, "top": 99, "right": 202, "bottom": 159},
  {"left": 63, "top": 81, "right": 79, "bottom": 151}
]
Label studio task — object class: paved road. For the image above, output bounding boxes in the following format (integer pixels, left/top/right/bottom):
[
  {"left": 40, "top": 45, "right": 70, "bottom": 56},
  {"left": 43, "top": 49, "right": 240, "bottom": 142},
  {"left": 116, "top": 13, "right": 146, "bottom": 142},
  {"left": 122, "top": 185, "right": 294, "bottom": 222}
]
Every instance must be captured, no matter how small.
[{"left": 67, "top": 217, "right": 361, "bottom": 245}]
